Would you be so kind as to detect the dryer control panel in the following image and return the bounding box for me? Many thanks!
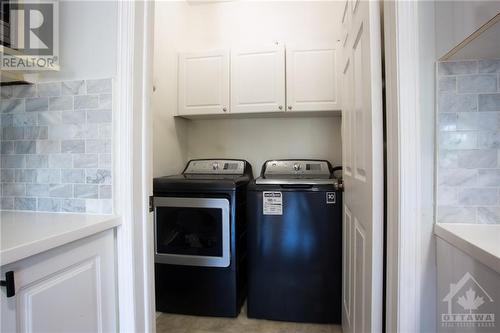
[184,159,246,175]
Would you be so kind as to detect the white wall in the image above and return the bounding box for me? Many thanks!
[39,0,118,81]
[152,1,189,177]
[435,0,500,59]
[153,1,343,177]
[179,1,342,49]
[186,117,342,177]
[449,22,500,60]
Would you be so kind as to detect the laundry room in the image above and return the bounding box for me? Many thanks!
[152,1,345,332]
[152,1,343,178]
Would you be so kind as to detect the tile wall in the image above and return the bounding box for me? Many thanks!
[0,79,113,214]
[437,59,500,224]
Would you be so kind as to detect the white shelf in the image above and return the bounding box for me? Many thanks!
[174,109,341,120]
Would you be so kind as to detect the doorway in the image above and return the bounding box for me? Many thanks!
[122,2,381,331]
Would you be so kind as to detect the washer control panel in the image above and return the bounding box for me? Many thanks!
[263,160,331,179]
[184,159,246,174]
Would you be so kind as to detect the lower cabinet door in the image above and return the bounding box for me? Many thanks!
[1,229,117,333]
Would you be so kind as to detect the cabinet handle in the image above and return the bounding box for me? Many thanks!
[288,106,293,110]
[0,271,15,298]
[278,105,283,110]
[222,107,227,112]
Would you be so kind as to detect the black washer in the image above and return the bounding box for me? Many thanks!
[247,159,342,324]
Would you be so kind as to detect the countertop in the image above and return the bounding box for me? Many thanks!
[0,211,121,266]
[434,223,500,275]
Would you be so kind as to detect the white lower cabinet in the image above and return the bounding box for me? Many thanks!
[436,237,500,333]
[1,229,117,333]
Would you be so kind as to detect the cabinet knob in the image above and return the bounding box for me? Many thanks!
[288,106,293,110]
[222,107,227,112]
[278,105,283,110]
[0,271,15,298]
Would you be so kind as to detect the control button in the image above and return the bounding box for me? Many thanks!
[293,163,301,171]
[212,162,219,170]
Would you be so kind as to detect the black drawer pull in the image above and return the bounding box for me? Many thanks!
[0,271,15,298]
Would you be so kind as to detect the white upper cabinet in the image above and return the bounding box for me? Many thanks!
[286,45,340,112]
[230,44,286,113]
[177,44,340,116]
[178,49,230,115]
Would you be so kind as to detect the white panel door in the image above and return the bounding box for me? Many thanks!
[286,44,340,112]
[340,0,352,66]
[231,44,285,113]
[0,230,117,333]
[178,50,230,115]
[341,1,384,333]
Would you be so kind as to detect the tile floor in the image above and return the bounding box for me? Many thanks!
[156,305,342,333]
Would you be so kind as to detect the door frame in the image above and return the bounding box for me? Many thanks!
[117,1,429,332]
[114,1,155,332]
[384,1,428,332]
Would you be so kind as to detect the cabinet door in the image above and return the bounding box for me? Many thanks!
[286,45,340,112]
[178,50,230,115]
[231,44,285,113]
[0,230,116,333]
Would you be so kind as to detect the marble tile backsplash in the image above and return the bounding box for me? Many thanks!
[437,59,500,224]
[0,79,113,214]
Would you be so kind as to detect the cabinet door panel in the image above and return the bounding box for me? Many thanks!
[286,45,340,112]
[231,45,285,113]
[0,230,116,333]
[178,50,230,115]
[19,258,100,332]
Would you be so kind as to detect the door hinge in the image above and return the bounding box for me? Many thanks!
[149,196,154,213]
